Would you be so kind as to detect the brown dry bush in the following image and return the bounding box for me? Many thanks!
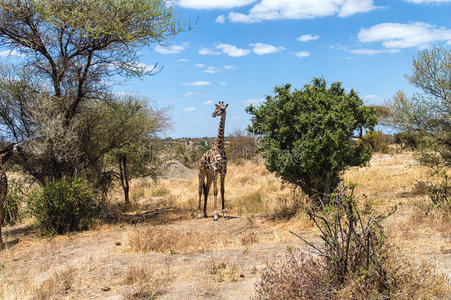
[255,251,334,300]
[256,185,450,300]
[32,266,75,300]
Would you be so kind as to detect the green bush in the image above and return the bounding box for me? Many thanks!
[246,78,377,205]
[2,180,23,226]
[28,177,98,234]
[394,131,424,150]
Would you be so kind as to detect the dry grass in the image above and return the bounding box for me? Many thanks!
[205,259,241,283]
[32,266,76,300]
[126,217,263,255]
[121,259,175,299]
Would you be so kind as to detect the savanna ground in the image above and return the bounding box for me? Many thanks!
[0,152,450,299]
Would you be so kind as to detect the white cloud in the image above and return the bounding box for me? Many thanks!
[204,66,221,73]
[224,65,237,70]
[204,100,213,104]
[338,0,376,17]
[229,0,378,23]
[182,81,211,86]
[358,22,451,49]
[183,107,196,111]
[250,42,284,55]
[216,43,251,57]
[195,63,206,68]
[349,48,400,55]
[155,42,189,54]
[220,82,228,85]
[244,98,264,104]
[297,34,320,42]
[175,0,256,9]
[294,51,311,58]
[0,50,24,57]
[215,15,226,23]
[405,0,451,3]
[199,47,221,55]
[175,58,189,63]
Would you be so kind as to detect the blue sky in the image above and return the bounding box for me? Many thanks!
[2,0,450,137]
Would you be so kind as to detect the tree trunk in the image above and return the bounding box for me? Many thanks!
[322,172,331,206]
[118,155,129,204]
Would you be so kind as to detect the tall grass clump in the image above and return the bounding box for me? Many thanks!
[28,177,98,234]
[256,184,450,299]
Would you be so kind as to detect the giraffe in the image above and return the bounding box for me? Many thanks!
[0,143,15,250]
[198,101,229,221]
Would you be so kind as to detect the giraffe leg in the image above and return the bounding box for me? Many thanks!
[213,175,218,221]
[220,171,227,219]
[198,172,204,219]
[204,179,211,218]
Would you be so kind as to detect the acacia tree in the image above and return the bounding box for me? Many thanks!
[246,78,377,205]
[0,0,185,182]
[104,97,169,204]
[386,46,450,172]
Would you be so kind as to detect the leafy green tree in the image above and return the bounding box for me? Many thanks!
[74,95,168,203]
[108,97,168,204]
[385,46,450,172]
[246,78,377,205]
[0,0,186,182]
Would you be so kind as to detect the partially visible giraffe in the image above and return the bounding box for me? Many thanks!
[198,101,229,221]
[0,143,15,250]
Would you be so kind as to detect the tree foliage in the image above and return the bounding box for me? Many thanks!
[246,78,377,204]
[385,46,450,172]
[104,96,169,203]
[0,0,183,185]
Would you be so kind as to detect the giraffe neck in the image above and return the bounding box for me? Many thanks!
[214,113,226,151]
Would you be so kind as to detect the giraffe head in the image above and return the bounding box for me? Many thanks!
[212,101,228,117]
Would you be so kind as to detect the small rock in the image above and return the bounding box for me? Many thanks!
[240,274,245,278]
[101,287,111,292]
[115,241,121,246]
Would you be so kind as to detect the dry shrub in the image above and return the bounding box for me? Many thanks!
[122,260,174,300]
[122,264,157,299]
[123,265,153,285]
[255,252,334,300]
[257,245,450,300]
[32,266,75,300]
[257,185,450,299]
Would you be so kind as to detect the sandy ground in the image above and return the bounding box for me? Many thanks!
[0,216,307,299]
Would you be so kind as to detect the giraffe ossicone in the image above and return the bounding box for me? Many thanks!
[198,101,228,221]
